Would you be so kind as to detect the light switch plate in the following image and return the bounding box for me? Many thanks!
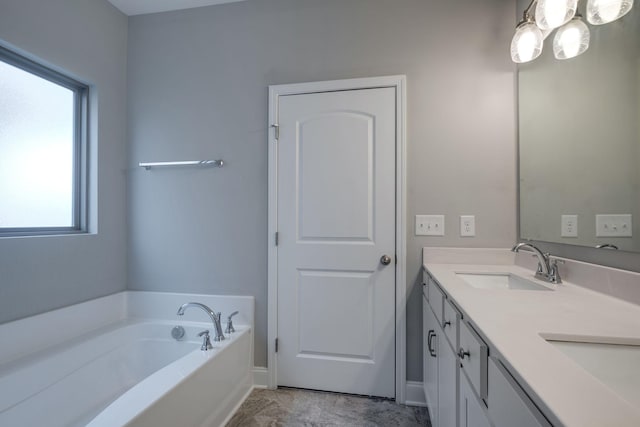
[416,215,445,236]
[460,215,475,237]
[561,215,578,238]
[596,214,632,237]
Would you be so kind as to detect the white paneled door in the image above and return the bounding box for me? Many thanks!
[276,87,396,398]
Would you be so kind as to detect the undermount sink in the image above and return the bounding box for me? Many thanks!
[456,272,552,291]
[546,338,640,407]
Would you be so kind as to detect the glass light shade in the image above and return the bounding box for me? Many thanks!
[586,0,634,24]
[511,22,544,63]
[553,17,591,59]
[535,0,578,30]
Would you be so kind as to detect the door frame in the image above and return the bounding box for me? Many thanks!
[267,75,407,403]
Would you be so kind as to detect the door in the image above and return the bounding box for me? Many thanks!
[276,87,396,398]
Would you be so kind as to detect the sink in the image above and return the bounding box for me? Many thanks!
[456,272,551,291]
[547,339,640,407]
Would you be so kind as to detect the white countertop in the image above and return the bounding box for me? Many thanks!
[423,248,640,427]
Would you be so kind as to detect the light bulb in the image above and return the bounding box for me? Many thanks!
[553,17,591,59]
[536,0,578,30]
[587,0,634,24]
[511,22,544,63]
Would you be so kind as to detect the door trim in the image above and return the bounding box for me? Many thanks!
[267,75,407,403]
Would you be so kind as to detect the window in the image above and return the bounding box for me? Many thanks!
[0,46,88,235]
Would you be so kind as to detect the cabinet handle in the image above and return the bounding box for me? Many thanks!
[458,348,470,360]
[428,330,437,357]
[443,320,451,328]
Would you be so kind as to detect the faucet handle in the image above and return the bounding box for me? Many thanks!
[225,311,239,334]
[548,258,564,284]
[198,330,213,351]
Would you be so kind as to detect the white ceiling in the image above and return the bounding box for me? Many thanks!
[107,0,248,16]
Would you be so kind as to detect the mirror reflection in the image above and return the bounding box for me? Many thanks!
[518,1,640,253]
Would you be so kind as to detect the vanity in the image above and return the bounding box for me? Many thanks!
[422,248,640,427]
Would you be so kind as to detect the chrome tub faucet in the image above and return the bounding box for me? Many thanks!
[177,302,225,342]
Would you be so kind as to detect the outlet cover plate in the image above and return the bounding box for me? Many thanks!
[596,214,632,237]
[460,215,475,237]
[416,215,445,236]
[561,215,578,238]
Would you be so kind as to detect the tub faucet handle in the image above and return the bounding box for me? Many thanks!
[198,330,213,351]
[226,311,239,334]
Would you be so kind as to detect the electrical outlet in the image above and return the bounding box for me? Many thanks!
[561,215,578,238]
[416,215,445,236]
[596,214,632,237]
[460,215,475,237]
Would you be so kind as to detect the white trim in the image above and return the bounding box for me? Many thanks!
[267,75,408,402]
[253,367,269,388]
[405,381,427,407]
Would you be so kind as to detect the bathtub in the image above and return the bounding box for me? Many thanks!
[0,292,254,427]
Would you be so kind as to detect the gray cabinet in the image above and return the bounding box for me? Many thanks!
[423,294,439,426]
[437,330,458,427]
[423,283,457,427]
[460,373,493,427]
[423,268,552,427]
[486,358,551,427]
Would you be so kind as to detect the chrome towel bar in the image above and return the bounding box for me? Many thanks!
[139,160,224,170]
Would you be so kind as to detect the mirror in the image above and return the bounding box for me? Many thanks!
[518,2,640,253]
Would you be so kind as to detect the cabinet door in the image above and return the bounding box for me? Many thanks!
[423,295,439,427]
[487,358,551,427]
[438,333,458,427]
[460,373,492,427]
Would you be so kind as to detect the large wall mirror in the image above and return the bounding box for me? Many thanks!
[518,0,640,253]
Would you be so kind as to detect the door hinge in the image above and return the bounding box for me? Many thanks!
[275,231,279,246]
[275,338,279,353]
[271,123,280,141]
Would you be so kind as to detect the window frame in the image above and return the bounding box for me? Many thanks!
[0,45,89,237]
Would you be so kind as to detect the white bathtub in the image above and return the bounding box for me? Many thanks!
[0,292,254,427]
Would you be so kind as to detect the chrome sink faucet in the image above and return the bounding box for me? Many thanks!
[177,302,225,342]
[511,243,563,284]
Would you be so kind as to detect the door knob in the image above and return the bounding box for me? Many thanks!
[380,255,392,265]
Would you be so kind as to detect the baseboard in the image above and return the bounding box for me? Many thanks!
[404,381,426,407]
[253,366,269,388]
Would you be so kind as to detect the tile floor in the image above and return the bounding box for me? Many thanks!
[226,387,431,427]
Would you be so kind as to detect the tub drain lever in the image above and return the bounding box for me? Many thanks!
[198,330,213,351]
[225,311,239,334]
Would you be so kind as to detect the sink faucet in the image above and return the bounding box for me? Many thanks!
[177,302,225,342]
[511,243,562,284]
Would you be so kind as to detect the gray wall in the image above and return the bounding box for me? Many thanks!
[127,0,517,381]
[0,0,128,323]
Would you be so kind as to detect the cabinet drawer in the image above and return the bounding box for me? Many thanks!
[487,357,551,427]
[428,279,445,324]
[458,321,488,400]
[442,298,460,350]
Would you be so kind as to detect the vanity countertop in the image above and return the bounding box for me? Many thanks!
[423,248,640,427]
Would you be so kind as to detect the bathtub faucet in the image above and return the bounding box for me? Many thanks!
[177,302,225,342]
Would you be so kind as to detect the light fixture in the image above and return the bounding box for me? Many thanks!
[511,12,544,63]
[586,0,634,24]
[553,15,591,59]
[535,0,578,30]
[511,0,633,63]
